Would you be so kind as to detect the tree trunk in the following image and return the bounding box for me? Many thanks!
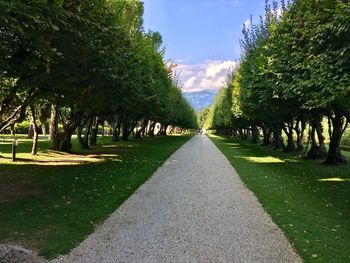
[122,119,130,141]
[58,114,81,152]
[135,119,148,139]
[121,116,137,141]
[29,107,39,155]
[49,104,60,150]
[101,121,105,137]
[147,121,157,137]
[128,120,139,140]
[83,118,93,149]
[307,116,326,159]
[251,126,260,144]
[112,115,121,142]
[40,117,47,135]
[10,123,15,136]
[59,127,76,152]
[238,128,245,140]
[90,117,99,146]
[261,126,271,146]
[156,124,162,136]
[325,111,347,165]
[161,125,168,136]
[315,120,325,152]
[78,118,92,149]
[294,119,305,151]
[77,124,84,147]
[272,126,285,150]
[282,123,296,152]
[0,103,27,133]
[27,123,34,139]
[168,126,175,135]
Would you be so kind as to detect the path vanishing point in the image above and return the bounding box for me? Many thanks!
[52,135,301,263]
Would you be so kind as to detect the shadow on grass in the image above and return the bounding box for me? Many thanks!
[210,134,350,263]
[0,134,193,259]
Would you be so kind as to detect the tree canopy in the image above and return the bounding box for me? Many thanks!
[0,0,197,153]
[203,0,350,165]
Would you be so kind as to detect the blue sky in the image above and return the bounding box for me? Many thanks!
[143,0,266,92]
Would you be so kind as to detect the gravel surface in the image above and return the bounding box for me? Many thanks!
[52,135,301,263]
[0,244,47,263]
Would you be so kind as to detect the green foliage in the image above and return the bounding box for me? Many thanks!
[0,0,196,151]
[205,0,350,163]
[14,120,31,134]
[198,107,210,128]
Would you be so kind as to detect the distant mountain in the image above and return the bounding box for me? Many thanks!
[183,90,217,112]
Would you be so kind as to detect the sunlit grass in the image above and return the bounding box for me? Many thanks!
[319,178,350,182]
[209,134,350,263]
[0,134,193,259]
[238,156,285,163]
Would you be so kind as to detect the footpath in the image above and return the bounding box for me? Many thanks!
[53,135,301,263]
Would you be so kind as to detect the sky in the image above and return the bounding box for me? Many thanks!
[142,0,266,92]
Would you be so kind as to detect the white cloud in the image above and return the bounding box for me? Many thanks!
[276,7,283,18]
[206,60,236,78]
[244,18,251,28]
[184,76,197,88]
[174,60,238,92]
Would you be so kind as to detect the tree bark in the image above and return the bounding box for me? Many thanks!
[78,118,92,149]
[238,128,245,140]
[251,126,260,144]
[0,103,27,133]
[112,115,121,142]
[29,107,39,155]
[325,111,347,165]
[282,123,296,152]
[261,126,271,146]
[307,115,326,159]
[40,117,47,135]
[122,117,130,141]
[101,120,105,136]
[168,126,175,135]
[135,119,149,139]
[272,126,286,151]
[147,121,157,137]
[10,123,15,136]
[77,123,84,147]
[90,116,99,146]
[121,116,138,141]
[58,113,82,152]
[161,125,168,136]
[27,123,34,139]
[49,104,60,150]
[294,119,306,151]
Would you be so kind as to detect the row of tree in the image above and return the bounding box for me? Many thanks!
[202,0,349,165]
[0,0,197,154]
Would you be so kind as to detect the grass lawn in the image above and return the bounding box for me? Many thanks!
[209,134,350,263]
[0,134,193,259]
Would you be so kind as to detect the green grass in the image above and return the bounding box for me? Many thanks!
[0,134,193,259]
[209,134,350,263]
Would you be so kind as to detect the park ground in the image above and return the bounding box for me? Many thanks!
[0,133,350,262]
[0,134,193,259]
[209,134,350,263]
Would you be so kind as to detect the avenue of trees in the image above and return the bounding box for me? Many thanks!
[0,0,197,153]
[202,0,350,165]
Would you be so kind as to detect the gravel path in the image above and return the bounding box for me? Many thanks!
[52,135,301,263]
